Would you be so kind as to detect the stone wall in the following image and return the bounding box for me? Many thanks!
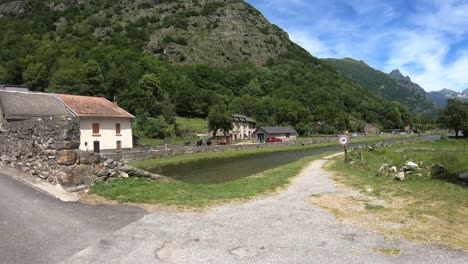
[0,116,127,190]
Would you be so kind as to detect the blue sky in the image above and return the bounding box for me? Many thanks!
[246,0,468,92]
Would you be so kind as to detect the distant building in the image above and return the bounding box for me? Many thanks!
[0,90,134,152]
[363,123,380,135]
[210,114,257,142]
[253,126,298,142]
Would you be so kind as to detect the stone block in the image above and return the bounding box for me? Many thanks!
[78,151,100,165]
[93,164,109,177]
[56,151,78,165]
[58,165,96,187]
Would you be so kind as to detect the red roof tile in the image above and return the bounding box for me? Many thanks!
[56,94,134,118]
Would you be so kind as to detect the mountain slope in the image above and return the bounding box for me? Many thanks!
[0,0,416,133]
[323,58,437,114]
[427,88,468,107]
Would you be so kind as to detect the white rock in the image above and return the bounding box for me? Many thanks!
[388,166,398,173]
[405,161,419,169]
[395,172,405,181]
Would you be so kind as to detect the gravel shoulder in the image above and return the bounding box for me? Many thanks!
[63,154,467,263]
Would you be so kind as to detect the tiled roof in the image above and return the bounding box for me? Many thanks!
[0,84,29,92]
[56,94,134,118]
[232,114,256,123]
[0,91,72,119]
[256,126,298,134]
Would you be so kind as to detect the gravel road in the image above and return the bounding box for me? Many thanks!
[63,154,467,263]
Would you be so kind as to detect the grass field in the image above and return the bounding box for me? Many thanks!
[309,138,468,250]
[137,117,207,146]
[175,116,207,133]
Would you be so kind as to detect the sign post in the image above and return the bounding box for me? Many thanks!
[339,135,349,162]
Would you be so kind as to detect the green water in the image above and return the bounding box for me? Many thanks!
[150,136,439,185]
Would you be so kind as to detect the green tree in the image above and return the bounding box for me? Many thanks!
[439,99,468,137]
[145,116,173,139]
[80,60,105,96]
[22,62,48,91]
[48,58,82,94]
[207,104,233,136]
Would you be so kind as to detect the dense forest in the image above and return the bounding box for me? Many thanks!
[0,0,420,137]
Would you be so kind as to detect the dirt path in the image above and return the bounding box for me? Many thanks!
[63,154,467,263]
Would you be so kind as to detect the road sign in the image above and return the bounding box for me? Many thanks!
[339,135,349,147]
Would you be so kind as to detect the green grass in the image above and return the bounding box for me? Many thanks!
[132,133,424,169]
[91,155,320,207]
[328,138,468,250]
[176,116,207,133]
[373,247,401,256]
[139,135,200,146]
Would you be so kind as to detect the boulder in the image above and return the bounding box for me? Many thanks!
[93,164,109,177]
[388,166,398,173]
[58,165,96,187]
[377,164,388,176]
[56,151,77,165]
[405,161,419,170]
[395,172,405,181]
[430,164,447,177]
[118,171,129,178]
[457,172,468,183]
[78,151,100,165]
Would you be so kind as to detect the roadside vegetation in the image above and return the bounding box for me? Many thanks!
[91,155,320,207]
[310,138,468,250]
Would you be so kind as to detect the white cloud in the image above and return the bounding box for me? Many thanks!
[288,31,335,58]
[247,0,468,92]
[384,30,468,92]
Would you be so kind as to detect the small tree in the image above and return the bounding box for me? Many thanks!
[207,104,233,137]
[439,99,468,137]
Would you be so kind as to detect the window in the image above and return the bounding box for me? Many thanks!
[286,133,290,138]
[116,141,122,150]
[116,123,121,135]
[92,123,100,135]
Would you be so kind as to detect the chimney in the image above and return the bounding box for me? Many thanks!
[112,95,118,107]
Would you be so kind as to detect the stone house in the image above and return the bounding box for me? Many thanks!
[210,114,257,142]
[0,90,134,152]
[231,114,257,141]
[363,123,380,135]
[253,126,298,142]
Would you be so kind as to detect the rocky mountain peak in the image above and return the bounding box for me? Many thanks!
[388,69,411,82]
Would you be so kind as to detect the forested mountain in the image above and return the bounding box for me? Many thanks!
[0,0,416,135]
[323,58,437,116]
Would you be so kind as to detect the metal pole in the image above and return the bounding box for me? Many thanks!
[344,146,348,163]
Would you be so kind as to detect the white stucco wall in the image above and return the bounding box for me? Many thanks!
[79,117,133,151]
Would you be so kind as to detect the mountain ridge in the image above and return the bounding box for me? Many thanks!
[323,58,437,115]
[0,0,420,133]
[427,88,468,107]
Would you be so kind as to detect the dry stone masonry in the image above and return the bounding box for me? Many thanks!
[0,116,167,191]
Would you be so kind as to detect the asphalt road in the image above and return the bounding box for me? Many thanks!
[0,172,146,264]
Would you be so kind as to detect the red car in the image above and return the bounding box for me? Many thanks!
[266,137,282,143]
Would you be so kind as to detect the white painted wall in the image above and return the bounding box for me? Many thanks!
[79,117,133,151]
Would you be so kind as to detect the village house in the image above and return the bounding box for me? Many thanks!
[0,90,134,152]
[231,114,257,141]
[253,126,298,142]
[210,114,257,143]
